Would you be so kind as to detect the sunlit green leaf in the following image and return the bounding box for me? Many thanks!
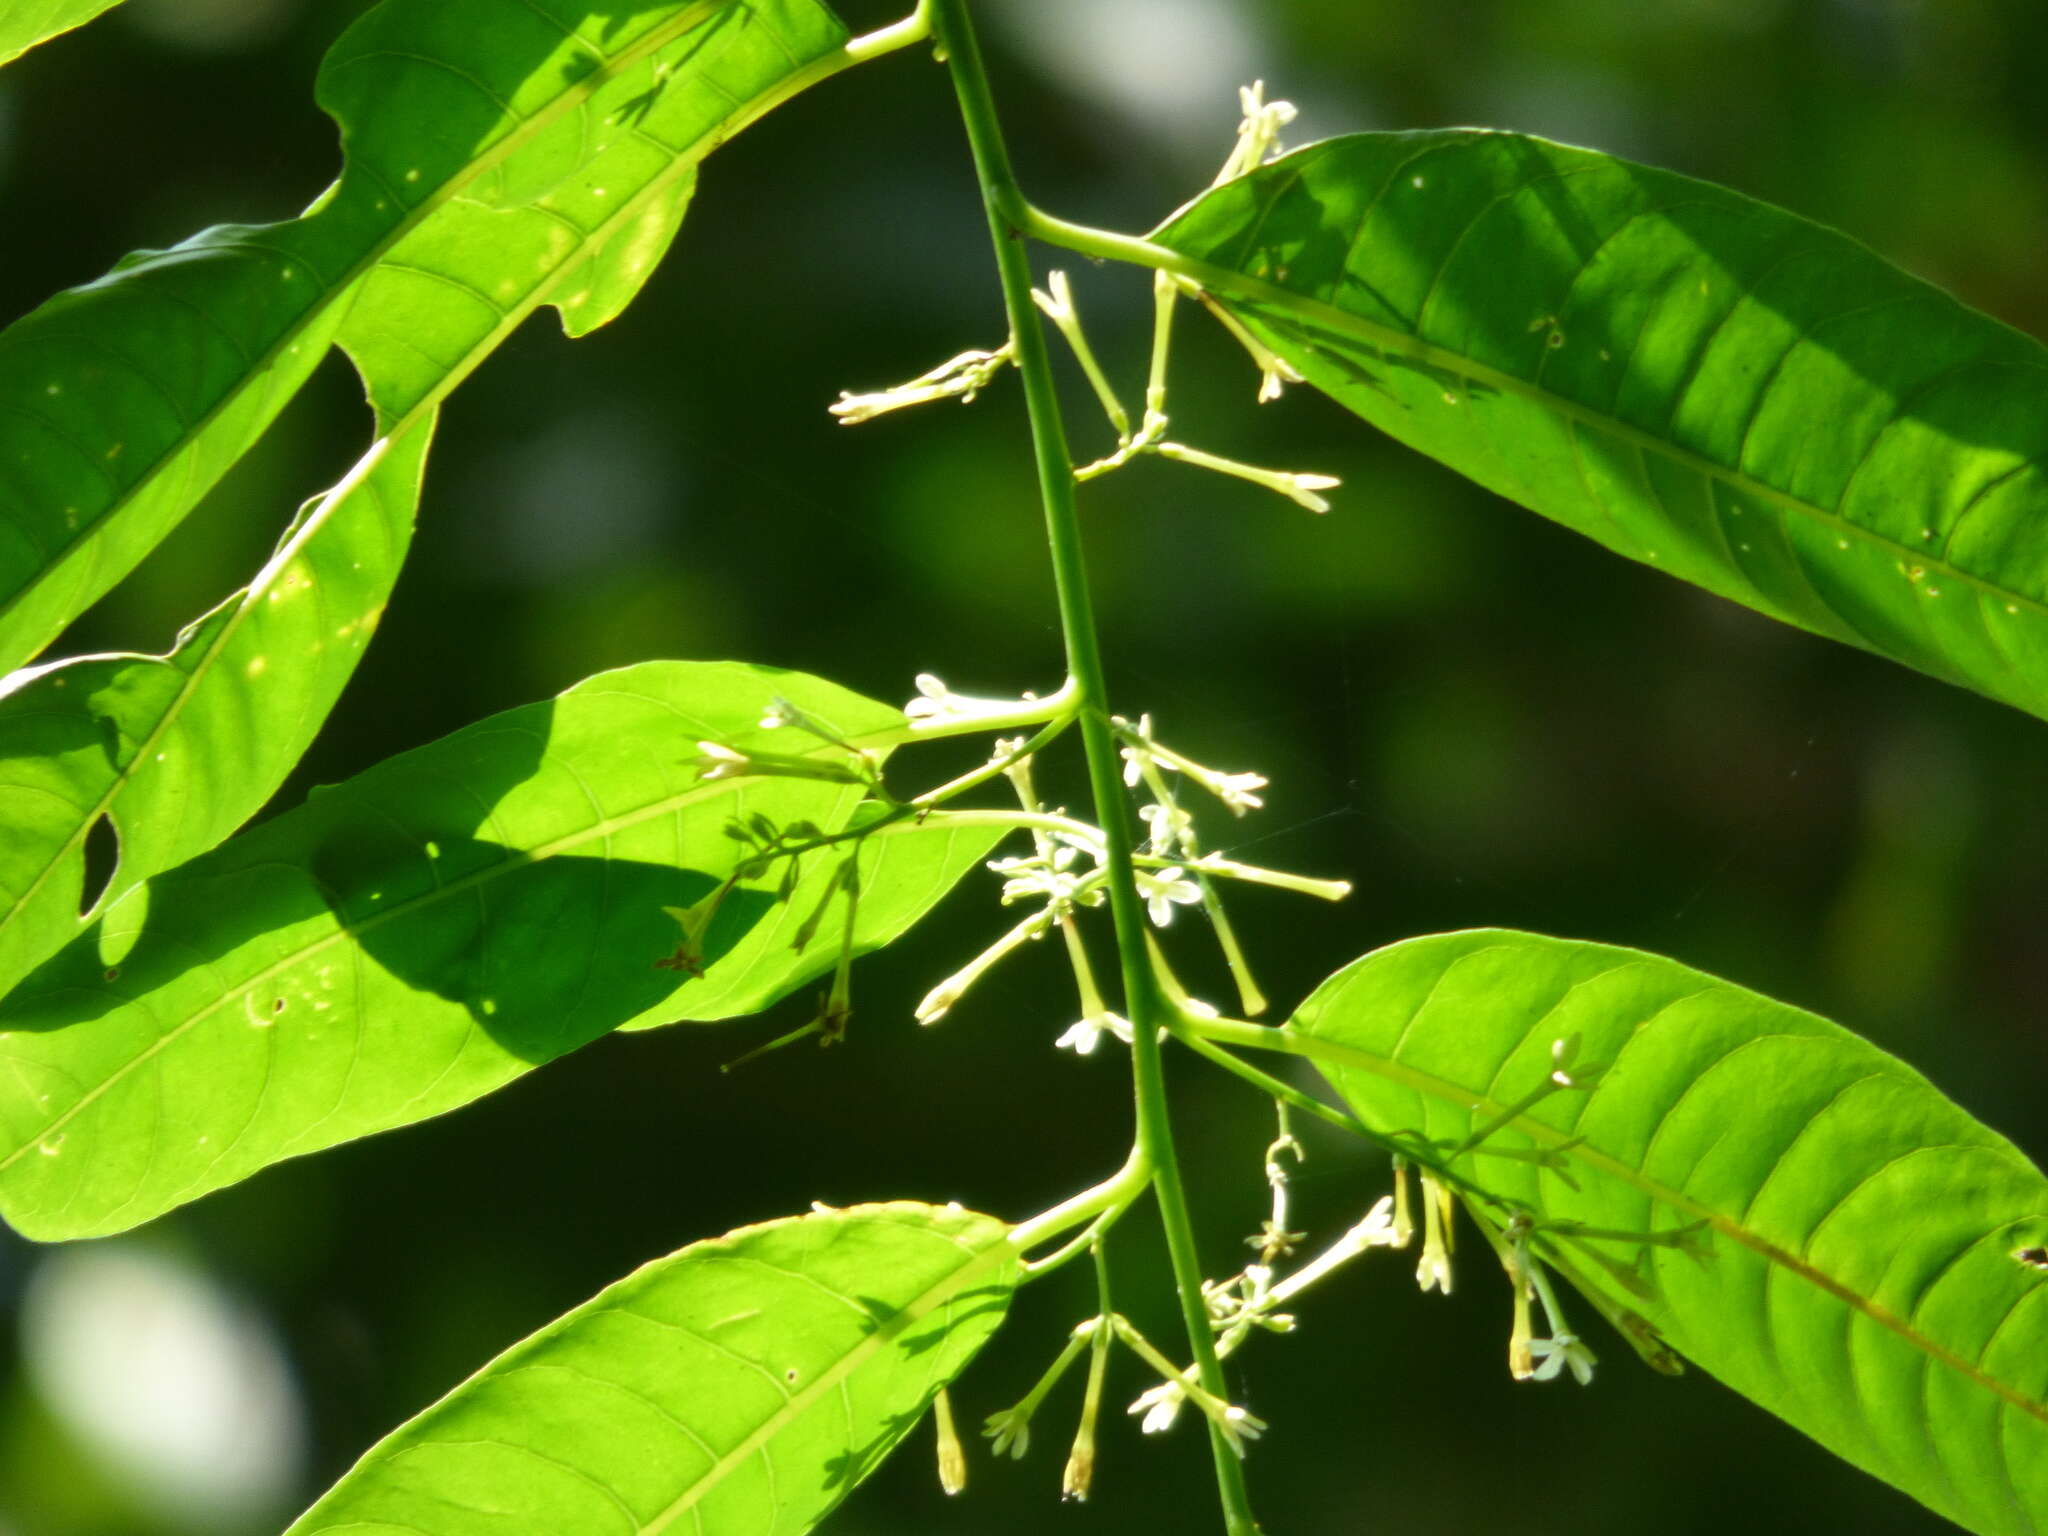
[0,423,431,1001]
[0,662,997,1240]
[0,0,861,1013]
[1156,131,2048,721]
[0,0,127,69]
[0,0,851,676]
[286,1201,1018,1536]
[1284,928,2048,1536]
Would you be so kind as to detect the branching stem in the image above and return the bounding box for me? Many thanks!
[1011,1147,1151,1260]
[931,4,1259,1529]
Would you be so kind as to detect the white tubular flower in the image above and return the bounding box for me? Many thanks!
[1056,1012,1133,1056]
[1137,867,1201,926]
[1195,291,1308,404]
[1052,827,1108,864]
[1416,1173,1454,1295]
[1548,1032,1607,1089]
[1208,770,1269,815]
[693,741,750,780]
[1189,853,1350,902]
[904,672,955,721]
[1129,1382,1184,1435]
[1218,1404,1267,1455]
[758,699,798,730]
[902,671,1053,730]
[1528,1332,1598,1386]
[1256,359,1299,404]
[1061,1441,1094,1503]
[688,740,866,787]
[1139,800,1191,855]
[1278,471,1341,513]
[1349,1194,1401,1250]
[1391,1159,1415,1248]
[1158,440,1342,514]
[831,343,1013,424]
[933,1387,967,1496]
[1214,80,1300,185]
[988,846,1084,907]
[1509,1277,1536,1381]
[1124,719,1271,818]
[1118,714,1157,786]
[1503,1210,1538,1381]
[1031,268,1076,325]
[914,910,1048,1024]
[914,976,968,1027]
[1261,1196,1400,1313]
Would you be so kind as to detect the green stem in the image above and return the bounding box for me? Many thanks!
[1178,1013,1530,1212]
[904,713,1074,807]
[1011,1146,1151,1259]
[846,0,933,63]
[899,807,1103,847]
[1173,1027,1380,1144]
[930,5,1259,1531]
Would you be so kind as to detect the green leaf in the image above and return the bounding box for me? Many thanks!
[0,1,127,69]
[0,662,998,1240]
[285,1201,1018,1536]
[0,421,431,1001]
[1155,131,2048,722]
[1284,928,2048,1536]
[0,0,851,676]
[0,0,860,1006]
[0,0,853,998]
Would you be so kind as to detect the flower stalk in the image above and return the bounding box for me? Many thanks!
[931,2,1259,1527]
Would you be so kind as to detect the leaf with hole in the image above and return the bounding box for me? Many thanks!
[0,0,863,1018]
[0,661,997,1240]
[1155,130,2048,722]
[0,424,430,1003]
[0,0,850,677]
[285,1201,1018,1536]
[1281,928,2048,1536]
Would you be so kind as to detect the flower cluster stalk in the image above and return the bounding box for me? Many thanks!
[930,3,1260,1528]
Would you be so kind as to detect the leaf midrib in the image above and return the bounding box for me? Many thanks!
[1271,1022,2048,1428]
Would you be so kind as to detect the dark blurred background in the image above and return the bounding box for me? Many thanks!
[2,0,2045,1531]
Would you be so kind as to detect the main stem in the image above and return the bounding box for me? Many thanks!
[930,5,1259,1531]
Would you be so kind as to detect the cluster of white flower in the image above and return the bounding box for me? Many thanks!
[1118,713,1268,816]
[987,841,1098,909]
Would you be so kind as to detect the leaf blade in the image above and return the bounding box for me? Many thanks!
[0,0,860,998]
[0,418,431,999]
[284,1202,1018,1536]
[1154,131,2048,721]
[0,662,994,1240]
[0,0,850,675]
[1285,929,2048,1535]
